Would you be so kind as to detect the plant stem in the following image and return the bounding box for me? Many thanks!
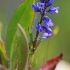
[28,64,32,70]
[32,3,47,53]
[28,55,33,70]
[28,3,47,70]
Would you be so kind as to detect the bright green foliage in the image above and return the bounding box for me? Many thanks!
[6,0,34,58]
[17,24,28,70]
[9,35,17,70]
[0,42,8,67]
[6,0,34,69]
[8,24,29,70]
[0,52,8,68]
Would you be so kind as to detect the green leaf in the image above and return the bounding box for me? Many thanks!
[9,34,17,70]
[6,0,35,58]
[17,24,28,70]
[0,50,8,68]
[6,0,35,69]
[0,23,8,67]
[0,38,8,67]
[0,39,8,61]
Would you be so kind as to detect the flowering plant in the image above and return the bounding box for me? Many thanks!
[32,0,59,54]
[0,0,69,70]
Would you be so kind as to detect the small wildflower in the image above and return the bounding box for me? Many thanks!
[47,0,54,6]
[40,0,48,3]
[32,2,45,12]
[40,26,52,39]
[43,16,54,27]
[40,32,52,38]
[36,23,43,32]
[43,26,52,34]
[32,0,59,39]
[40,0,45,3]
[32,3,41,12]
[47,6,59,14]
[40,0,54,7]
[36,23,53,39]
[37,2,45,11]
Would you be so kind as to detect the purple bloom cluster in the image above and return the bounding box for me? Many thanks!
[32,0,59,39]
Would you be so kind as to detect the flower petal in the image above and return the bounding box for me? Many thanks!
[43,16,54,27]
[41,32,52,38]
[40,0,45,3]
[37,2,45,11]
[47,0,54,6]
[36,23,43,32]
[43,26,53,34]
[32,3,40,12]
[48,6,59,14]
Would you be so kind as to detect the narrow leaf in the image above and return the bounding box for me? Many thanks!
[17,24,28,70]
[0,39,8,61]
[9,35,17,70]
[0,23,8,67]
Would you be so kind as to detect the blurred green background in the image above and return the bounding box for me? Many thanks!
[0,0,70,70]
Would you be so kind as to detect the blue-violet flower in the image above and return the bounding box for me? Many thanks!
[32,3,45,12]
[32,0,59,39]
[32,3,41,12]
[47,6,59,14]
[36,22,53,39]
[37,2,45,11]
[36,22,43,32]
[43,16,54,27]
[40,0,54,7]
[42,26,52,34]
[47,0,54,6]
[41,32,52,38]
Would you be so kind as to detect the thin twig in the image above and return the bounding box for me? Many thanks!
[32,3,47,53]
